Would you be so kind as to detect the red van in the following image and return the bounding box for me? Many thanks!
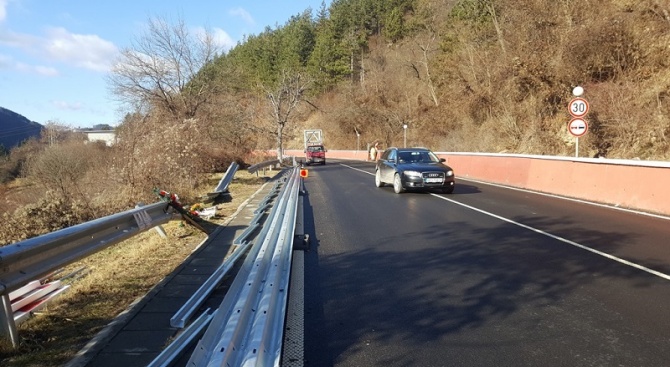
[305,144,326,165]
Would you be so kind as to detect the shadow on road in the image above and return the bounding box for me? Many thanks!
[300,187,670,366]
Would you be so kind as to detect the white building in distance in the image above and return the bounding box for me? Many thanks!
[83,130,117,146]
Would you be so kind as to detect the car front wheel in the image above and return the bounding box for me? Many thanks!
[375,170,384,187]
[393,173,404,194]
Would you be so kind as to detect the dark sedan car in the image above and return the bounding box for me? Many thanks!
[375,147,455,194]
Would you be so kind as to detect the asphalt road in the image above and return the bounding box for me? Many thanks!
[301,159,670,367]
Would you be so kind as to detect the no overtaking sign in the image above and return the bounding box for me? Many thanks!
[568,118,588,137]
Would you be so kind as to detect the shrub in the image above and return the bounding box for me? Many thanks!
[0,192,95,246]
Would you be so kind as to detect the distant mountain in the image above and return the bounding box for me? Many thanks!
[0,107,43,152]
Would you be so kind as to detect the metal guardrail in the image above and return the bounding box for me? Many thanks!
[186,167,301,366]
[248,159,281,174]
[0,201,175,346]
[169,178,284,329]
[147,308,216,367]
[0,202,174,296]
[205,162,239,199]
[247,156,300,174]
[147,173,292,366]
[217,162,239,193]
[0,164,240,347]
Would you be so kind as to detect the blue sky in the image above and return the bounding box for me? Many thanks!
[0,0,328,128]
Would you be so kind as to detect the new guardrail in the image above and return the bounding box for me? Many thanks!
[169,178,284,329]
[186,166,301,366]
[148,171,294,367]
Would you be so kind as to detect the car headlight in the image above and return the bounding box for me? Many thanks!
[446,170,454,176]
[403,170,422,178]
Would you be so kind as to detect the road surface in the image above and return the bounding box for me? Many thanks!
[300,159,670,366]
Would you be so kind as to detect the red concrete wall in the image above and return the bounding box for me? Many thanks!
[283,149,670,216]
[438,153,670,216]
[284,149,370,161]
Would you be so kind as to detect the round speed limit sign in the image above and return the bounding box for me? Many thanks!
[568,98,589,118]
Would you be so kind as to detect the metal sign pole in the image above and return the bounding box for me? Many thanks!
[575,137,579,157]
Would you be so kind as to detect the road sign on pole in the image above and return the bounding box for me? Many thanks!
[568,98,589,118]
[568,118,588,137]
[568,88,589,157]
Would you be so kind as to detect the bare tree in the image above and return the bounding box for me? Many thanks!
[262,70,310,159]
[412,33,440,107]
[108,16,220,119]
[409,0,451,107]
[41,121,80,146]
[486,2,506,55]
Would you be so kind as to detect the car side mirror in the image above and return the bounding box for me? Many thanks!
[439,158,446,162]
[304,149,307,153]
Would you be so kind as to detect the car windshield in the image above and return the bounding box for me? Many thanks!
[307,146,323,152]
[398,151,439,163]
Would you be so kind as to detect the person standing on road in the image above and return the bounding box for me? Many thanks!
[369,141,380,161]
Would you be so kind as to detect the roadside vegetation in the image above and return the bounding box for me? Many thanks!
[1,0,669,364]
[0,170,271,366]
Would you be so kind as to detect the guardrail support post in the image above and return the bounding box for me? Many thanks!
[0,294,19,347]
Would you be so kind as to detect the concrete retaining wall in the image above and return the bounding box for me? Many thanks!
[284,149,670,216]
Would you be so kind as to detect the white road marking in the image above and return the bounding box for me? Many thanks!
[342,163,372,175]
[340,162,670,282]
[430,193,670,281]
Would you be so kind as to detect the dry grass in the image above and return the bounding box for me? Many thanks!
[0,179,40,217]
[0,169,273,367]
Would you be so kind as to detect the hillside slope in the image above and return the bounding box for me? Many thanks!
[303,0,670,160]
[0,107,42,151]
[219,0,670,160]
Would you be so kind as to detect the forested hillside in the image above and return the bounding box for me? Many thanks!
[199,0,670,160]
